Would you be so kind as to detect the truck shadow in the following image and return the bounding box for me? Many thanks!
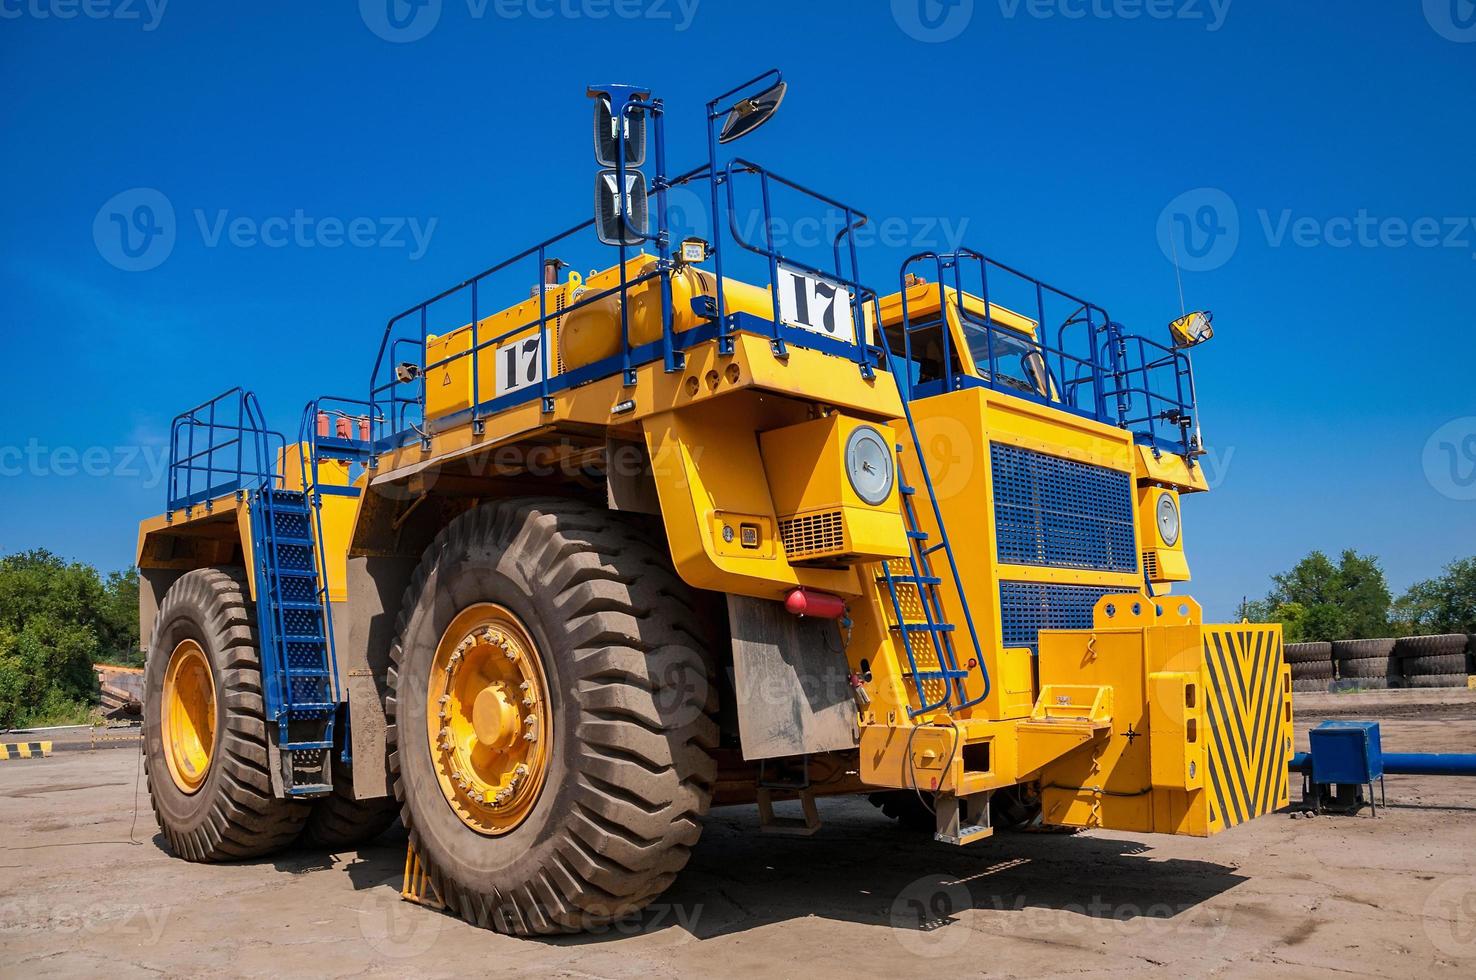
[547,796,1246,945]
[320,798,1247,945]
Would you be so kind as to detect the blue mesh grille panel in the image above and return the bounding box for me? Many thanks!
[991,443,1137,573]
[999,581,1121,652]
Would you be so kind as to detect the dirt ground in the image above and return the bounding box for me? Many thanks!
[4,692,1476,978]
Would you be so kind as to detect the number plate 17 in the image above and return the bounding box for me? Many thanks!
[494,334,545,398]
[775,265,856,345]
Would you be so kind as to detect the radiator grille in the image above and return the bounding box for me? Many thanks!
[780,510,845,560]
[999,581,1121,652]
[1142,550,1160,579]
[991,443,1136,573]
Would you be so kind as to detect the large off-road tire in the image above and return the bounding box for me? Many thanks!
[1286,642,1334,681]
[144,567,310,860]
[386,498,718,934]
[1332,638,1397,686]
[298,743,401,850]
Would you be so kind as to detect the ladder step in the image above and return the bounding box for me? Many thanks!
[282,633,326,644]
[882,574,942,586]
[284,740,334,750]
[895,622,955,633]
[286,668,330,677]
[286,784,332,797]
[277,600,323,611]
[906,530,930,541]
[269,536,314,548]
[900,484,917,495]
[285,703,336,713]
[924,542,948,555]
[907,669,971,681]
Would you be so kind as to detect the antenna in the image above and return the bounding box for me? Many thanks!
[1169,226,1188,319]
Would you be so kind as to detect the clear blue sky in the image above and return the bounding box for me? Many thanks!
[2,1,1473,619]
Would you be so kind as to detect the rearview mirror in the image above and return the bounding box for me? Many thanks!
[1169,310,1215,349]
[718,80,787,144]
[592,95,647,168]
[594,168,648,246]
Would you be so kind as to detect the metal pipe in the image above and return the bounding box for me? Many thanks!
[1290,752,1476,777]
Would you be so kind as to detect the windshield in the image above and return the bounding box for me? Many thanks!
[959,314,1051,398]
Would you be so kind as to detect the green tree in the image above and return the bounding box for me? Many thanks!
[1256,549,1393,642]
[0,550,139,728]
[1393,558,1476,635]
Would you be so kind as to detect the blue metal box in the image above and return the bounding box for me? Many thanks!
[1308,720,1384,785]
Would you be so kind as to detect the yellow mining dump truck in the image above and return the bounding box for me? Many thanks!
[136,72,1291,933]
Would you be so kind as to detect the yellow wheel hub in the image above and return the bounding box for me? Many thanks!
[427,604,552,835]
[162,639,217,794]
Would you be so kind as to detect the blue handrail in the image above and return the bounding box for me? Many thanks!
[892,249,1199,458]
[365,158,882,458]
[167,388,286,513]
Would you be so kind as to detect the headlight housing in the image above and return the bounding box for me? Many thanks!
[1156,492,1181,547]
[844,425,894,506]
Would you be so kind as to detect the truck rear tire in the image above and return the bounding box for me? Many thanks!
[144,567,310,861]
[386,499,718,934]
[298,743,401,850]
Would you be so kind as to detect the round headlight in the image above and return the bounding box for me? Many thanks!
[845,426,894,506]
[1156,492,1180,547]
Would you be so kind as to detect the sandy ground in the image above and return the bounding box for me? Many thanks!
[3,693,1476,978]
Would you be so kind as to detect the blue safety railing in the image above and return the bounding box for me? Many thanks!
[892,249,1200,458]
[366,159,884,455]
[167,388,285,514]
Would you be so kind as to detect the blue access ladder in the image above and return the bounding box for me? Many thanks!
[167,388,341,797]
[250,485,337,796]
[877,319,991,718]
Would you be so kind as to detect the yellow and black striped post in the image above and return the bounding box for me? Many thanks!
[0,741,53,760]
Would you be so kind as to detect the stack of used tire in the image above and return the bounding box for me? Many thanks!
[1286,641,1334,693]
[1391,634,1471,688]
[1331,637,1398,689]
